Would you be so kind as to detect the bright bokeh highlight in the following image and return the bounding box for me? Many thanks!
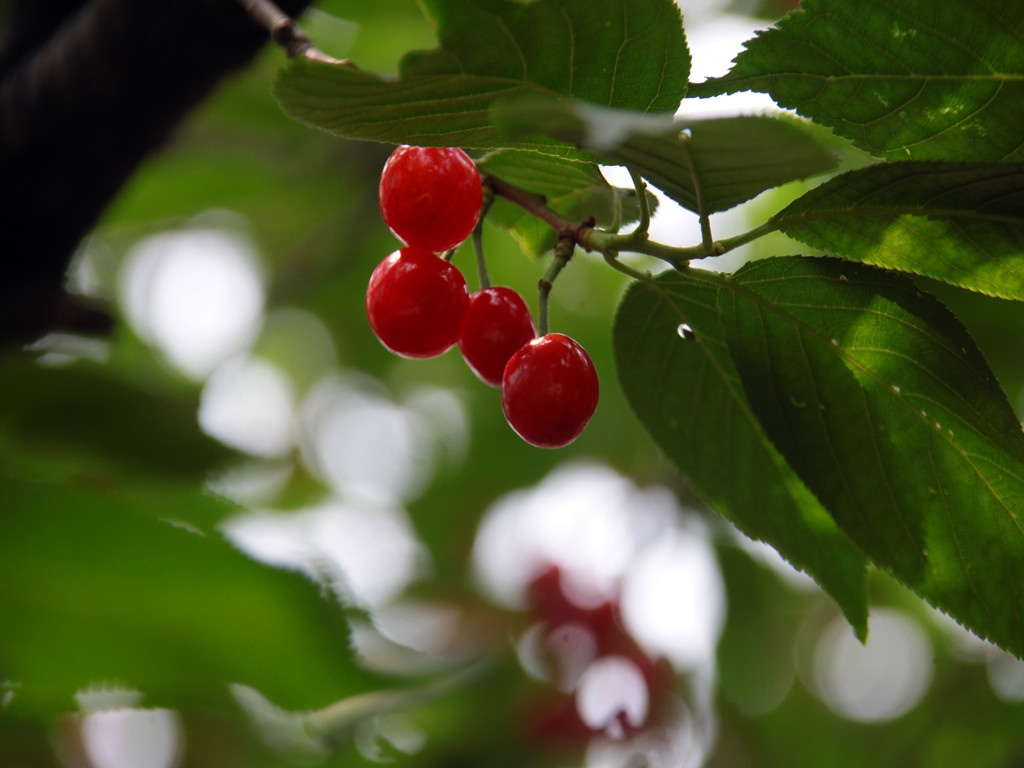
[198,355,296,457]
[80,708,183,768]
[119,221,264,380]
[813,608,933,722]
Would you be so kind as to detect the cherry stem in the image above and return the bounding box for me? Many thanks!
[236,0,350,65]
[472,184,495,290]
[538,238,574,337]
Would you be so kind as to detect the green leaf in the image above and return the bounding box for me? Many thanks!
[0,359,232,488]
[493,98,837,213]
[689,0,1024,162]
[614,272,868,634]
[0,477,379,714]
[273,0,689,149]
[476,150,656,257]
[719,255,1024,656]
[770,162,1024,301]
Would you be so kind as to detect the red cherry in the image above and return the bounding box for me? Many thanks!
[459,286,537,387]
[365,246,469,358]
[379,145,482,253]
[501,333,598,448]
[527,566,619,640]
[525,693,593,745]
[523,566,675,741]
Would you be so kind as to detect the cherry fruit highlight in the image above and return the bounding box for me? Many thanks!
[501,333,599,448]
[366,246,470,358]
[379,145,483,253]
[459,286,537,387]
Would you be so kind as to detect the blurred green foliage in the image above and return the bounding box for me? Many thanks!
[6,1,1024,767]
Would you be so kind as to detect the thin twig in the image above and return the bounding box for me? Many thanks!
[237,0,349,65]
[627,167,651,238]
[484,170,776,277]
[305,657,493,740]
[484,175,572,235]
[602,251,649,282]
[582,227,699,271]
[714,221,778,254]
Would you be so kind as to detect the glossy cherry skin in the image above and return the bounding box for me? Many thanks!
[365,246,470,358]
[459,286,537,387]
[501,333,598,448]
[379,145,482,253]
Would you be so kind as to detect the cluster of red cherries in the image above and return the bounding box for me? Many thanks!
[524,565,673,743]
[367,145,599,448]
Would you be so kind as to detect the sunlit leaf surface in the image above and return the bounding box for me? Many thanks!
[274,0,689,149]
[720,256,1024,656]
[614,271,868,634]
[690,0,1024,162]
[772,162,1024,301]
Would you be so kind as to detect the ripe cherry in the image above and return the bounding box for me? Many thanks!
[501,333,598,448]
[365,246,470,358]
[459,286,537,387]
[379,145,482,253]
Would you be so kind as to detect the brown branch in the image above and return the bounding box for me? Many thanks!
[0,1,90,77]
[483,174,597,250]
[485,174,598,256]
[484,175,572,234]
[237,0,349,65]
[0,0,315,347]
